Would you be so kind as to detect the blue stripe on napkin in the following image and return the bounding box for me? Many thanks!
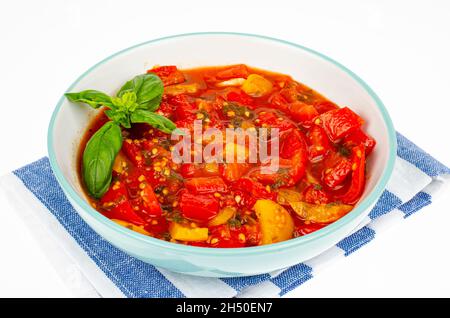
[368,191,402,219]
[336,226,376,256]
[396,132,450,177]
[13,158,183,298]
[398,191,432,217]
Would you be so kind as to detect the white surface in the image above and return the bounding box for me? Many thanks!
[0,0,449,297]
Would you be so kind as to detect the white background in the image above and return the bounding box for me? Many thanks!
[0,0,449,297]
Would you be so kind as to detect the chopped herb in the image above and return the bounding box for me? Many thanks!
[158,139,171,150]
[169,171,184,181]
[231,117,244,127]
[313,184,322,190]
[223,102,254,119]
[338,145,351,157]
[228,218,242,229]
[142,149,153,165]
[154,185,165,194]
[168,210,183,223]
[162,232,171,241]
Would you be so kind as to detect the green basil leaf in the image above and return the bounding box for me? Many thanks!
[130,109,176,134]
[82,121,123,198]
[117,73,163,111]
[65,90,113,109]
[104,109,131,128]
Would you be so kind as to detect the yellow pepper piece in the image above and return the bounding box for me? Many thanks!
[289,202,353,223]
[254,199,294,245]
[112,219,150,236]
[277,189,303,205]
[208,207,236,227]
[241,74,273,97]
[164,83,201,95]
[112,152,128,174]
[169,222,208,242]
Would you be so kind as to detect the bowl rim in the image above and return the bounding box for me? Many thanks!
[48,32,397,255]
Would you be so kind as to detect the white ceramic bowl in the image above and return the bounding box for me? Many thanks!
[48,33,396,277]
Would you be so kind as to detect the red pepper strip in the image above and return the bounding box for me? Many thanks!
[318,107,364,142]
[219,163,250,183]
[179,192,219,222]
[139,182,162,217]
[307,125,332,162]
[268,92,290,113]
[184,177,228,194]
[335,144,366,204]
[216,64,249,80]
[147,65,185,86]
[343,129,376,156]
[170,94,197,121]
[226,91,255,108]
[100,181,145,226]
[323,157,352,189]
[122,140,144,168]
[303,184,329,204]
[313,100,338,114]
[251,129,307,187]
[288,101,319,127]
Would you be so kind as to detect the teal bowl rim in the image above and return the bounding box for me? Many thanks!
[48,32,397,256]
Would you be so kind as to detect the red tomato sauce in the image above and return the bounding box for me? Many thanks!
[78,64,376,248]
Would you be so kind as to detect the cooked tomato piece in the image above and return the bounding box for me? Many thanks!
[147,65,185,86]
[289,101,319,127]
[343,128,376,156]
[303,184,329,204]
[318,107,364,142]
[179,192,219,222]
[184,177,228,194]
[220,163,250,183]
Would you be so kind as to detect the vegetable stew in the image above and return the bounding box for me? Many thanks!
[68,64,376,248]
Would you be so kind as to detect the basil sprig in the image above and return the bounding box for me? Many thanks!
[82,121,123,198]
[65,73,177,198]
[130,109,176,134]
[117,73,163,111]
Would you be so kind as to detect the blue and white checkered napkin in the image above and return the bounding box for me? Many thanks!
[2,132,449,297]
